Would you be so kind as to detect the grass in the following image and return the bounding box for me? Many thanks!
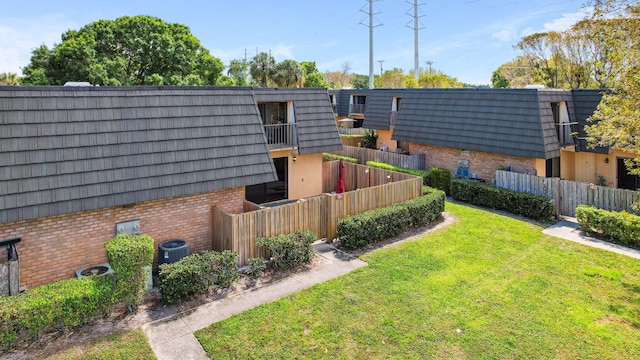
[43,329,155,360]
[195,202,640,359]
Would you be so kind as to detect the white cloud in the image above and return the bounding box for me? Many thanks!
[0,14,77,74]
[491,25,517,43]
[542,8,591,32]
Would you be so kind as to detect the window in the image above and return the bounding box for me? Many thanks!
[258,102,288,125]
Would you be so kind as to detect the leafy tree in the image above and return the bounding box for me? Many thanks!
[0,73,20,85]
[273,59,304,87]
[301,61,328,88]
[250,52,276,87]
[21,16,224,86]
[227,59,249,86]
[491,67,509,88]
[351,74,369,89]
[324,71,353,89]
[418,71,463,88]
[374,67,405,88]
[586,0,640,173]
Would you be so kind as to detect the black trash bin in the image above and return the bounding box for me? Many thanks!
[158,239,189,265]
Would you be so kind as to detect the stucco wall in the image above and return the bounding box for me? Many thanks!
[376,129,398,152]
[270,149,324,200]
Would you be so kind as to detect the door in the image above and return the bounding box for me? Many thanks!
[617,158,638,190]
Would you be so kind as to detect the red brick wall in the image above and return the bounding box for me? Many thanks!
[410,143,539,181]
[0,187,244,290]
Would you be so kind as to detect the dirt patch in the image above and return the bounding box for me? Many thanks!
[595,315,637,328]
[3,214,457,359]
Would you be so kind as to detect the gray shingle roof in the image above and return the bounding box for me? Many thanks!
[571,89,607,153]
[254,88,342,154]
[390,88,561,159]
[330,89,372,117]
[363,89,404,130]
[0,86,277,224]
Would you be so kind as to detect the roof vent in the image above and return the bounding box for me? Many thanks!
[524,84,545,89]
[64,82,93,87]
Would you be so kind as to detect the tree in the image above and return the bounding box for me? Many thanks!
[418,71,463,88]
[491,67,509,88]
[227,59,249,86]
[0,73,20,85]
[272,59,304,87]
[324,71,353,89]
[586,0,640,173]
[300,61,328,88]
[249,52,276,87]
[374,68,405,88]
[20,16,224,86]
[351,74,369,89]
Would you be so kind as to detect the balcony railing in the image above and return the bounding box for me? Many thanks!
[263,123,297,149]
[349,104,365,114]
[331,104,337,114]
[390,111,398,127]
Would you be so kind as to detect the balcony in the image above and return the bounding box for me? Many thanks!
[264,123,298,149]
[349,104,365,115]
[331,103,337,114]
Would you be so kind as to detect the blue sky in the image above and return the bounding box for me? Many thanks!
[0,0,590,85]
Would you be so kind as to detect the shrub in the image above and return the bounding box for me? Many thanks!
[246,257,267,278]
[576,205,640,248]
[158,250,238,304]
[322,153,359,163]
[360,129,378,149]
[430,167,452,195]
[256,230,317,269]
[451,179,554,221]
[0,276,113,348]
[105,234,154,312]
[366,161,431,186]
[337,191,445,249]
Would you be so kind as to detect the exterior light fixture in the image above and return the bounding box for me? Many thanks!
[293,156,297,162]
[605,157,609,164]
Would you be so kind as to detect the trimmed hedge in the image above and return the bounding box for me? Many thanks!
[576,205,640,248]
[429,167,452,195]
[322,153,360,163]
[0,276,113,348]
[366,161,431,186]
[106,234,154,312]
[451,179,554,221]
[257,230,317,269]
[337,190,445,249]
[158,250,238,304]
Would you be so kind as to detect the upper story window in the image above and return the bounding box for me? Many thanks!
[349,95,366,114]
[552,101,574,146]
[257,102,295,125]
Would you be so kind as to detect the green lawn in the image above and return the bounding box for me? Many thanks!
[195,202,640,359]
[43,329,155,360]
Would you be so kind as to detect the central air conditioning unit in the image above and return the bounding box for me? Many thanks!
[75,263,114,278]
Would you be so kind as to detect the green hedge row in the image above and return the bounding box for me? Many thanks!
[451,179,554,221]
[429,167,452,195]
[257,230,317,269]
[322,153,360,163]
[576,205,640,248]
[158,250,238,304]
[337,191,445,249]
[0,276,113,348]
[366,161,431,186]
[0,234,154,349]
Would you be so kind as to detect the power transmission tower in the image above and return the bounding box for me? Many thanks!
[426,60,433,76]
[377,60,385,76]
[406,0,425,80]
[360,0,382,89]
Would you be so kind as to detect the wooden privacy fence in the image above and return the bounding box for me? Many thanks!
[212,161,423,265]
[495,170,640,217]
[332,145,426,170]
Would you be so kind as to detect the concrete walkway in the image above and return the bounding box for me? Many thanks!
[142,242,367,360]
[543,217,640,259]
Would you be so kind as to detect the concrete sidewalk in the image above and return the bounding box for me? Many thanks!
[543,217,640,260]
[142,242,367,360]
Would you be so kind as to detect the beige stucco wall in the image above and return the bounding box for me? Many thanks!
[560,147,637,187]
[270,149,323,200]
[376,129,398,152]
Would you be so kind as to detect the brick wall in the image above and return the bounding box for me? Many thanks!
[410,143,538,181]
[0,187,244,290]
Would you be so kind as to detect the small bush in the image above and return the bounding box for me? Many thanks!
[366,161,431,186]
[322,153,360,163]
[451,179,554,221]
[105,234,154,312]
[337,190,445,249]
[158,250,238,304]
[576,205,640,248]
[256,230,317,269]
[0,276,113,348]
[430,167,452,195]
[360,129,378,149]
[246,258,267,278]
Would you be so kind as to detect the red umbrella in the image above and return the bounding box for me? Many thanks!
[336,159,345,194]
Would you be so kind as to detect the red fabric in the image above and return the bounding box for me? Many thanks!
[336,160,345,194]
